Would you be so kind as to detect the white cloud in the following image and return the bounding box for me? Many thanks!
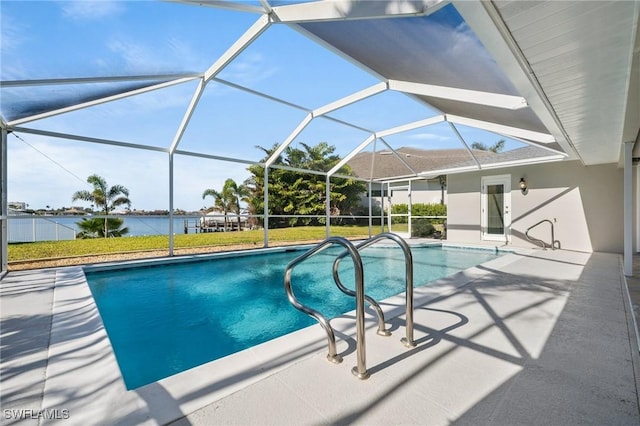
[8,134,171,210]
[222,52,279,86]
[104,35,208,77]
[0,14,26,52]
[7,132,255,212]
[0,13,30,80]
[167,37,207,71]
[107,38,162,72]
[60,1,124,21]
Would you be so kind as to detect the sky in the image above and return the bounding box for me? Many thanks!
[2,0,527,212]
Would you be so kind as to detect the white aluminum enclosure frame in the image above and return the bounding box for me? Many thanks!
[1,128,7,275]
[624,140,634,276]
[0,0,636,276]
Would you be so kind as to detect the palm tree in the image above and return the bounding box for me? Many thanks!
[76,217,129,238]
[471,139,506,153]
[202,179,249,231]
[72,174,131,238]
[224,179,250,230]
[202,185,234,230]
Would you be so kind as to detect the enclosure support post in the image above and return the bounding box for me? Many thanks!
[1,128,7,274]
[368,181,372,238]
[168,153,175,256]
[380,182,386,233]
[325,175,331,238]
[264,166,269,248]
[408,180,412,238]
[387,182,392,232]
[624,140,633,276]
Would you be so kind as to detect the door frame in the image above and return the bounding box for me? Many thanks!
[481,174,511,243]
[386,181,411,238]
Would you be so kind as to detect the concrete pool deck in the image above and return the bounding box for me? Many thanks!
[1,246,639,425]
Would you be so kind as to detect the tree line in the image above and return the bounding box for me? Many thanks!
[71,140,506,238]
[72,142,366,238]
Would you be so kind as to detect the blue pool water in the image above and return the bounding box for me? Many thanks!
[85,245,502,389]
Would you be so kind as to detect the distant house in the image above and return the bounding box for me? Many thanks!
[8,201,29,216]
[62,207,87,215]
[8,201,27,211]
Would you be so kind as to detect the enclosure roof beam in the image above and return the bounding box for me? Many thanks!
[502,135,569,157]
[312,82,388,117]
[419,155,567,178]
[446,114,556,144]
[213,77,310,112]
[12,126,169,153]
[173,149,257,165]
[377,175,434,184]
[203,15,272,82]
[0,73,203,88]
[321,115,373,134]
[169,79,206,155]
[7,77,199,127]
[270,163,328,176]
[265,113,314,168]
[265,82,388,170]
[371,174,423,183]
[448,122,481,169]
[327,115,446,177]
[170,15,271,154]
[389,80,528,110]
[259,0,273,14]
[327,134,376,176]
[379,137,418,176]
[271,0,447,23]
[332,173,370,183]
[376,115,445,138]
[418,165,478,178]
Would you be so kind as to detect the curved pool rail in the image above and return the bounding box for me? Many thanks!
[334,232,415,347]
[525,219,556,250]
[332,255,392,338]
[284,236,370,379]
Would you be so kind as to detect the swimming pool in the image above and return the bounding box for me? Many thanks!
[85,244,502,389]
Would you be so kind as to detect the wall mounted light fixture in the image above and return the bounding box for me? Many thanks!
[519,178,527,194]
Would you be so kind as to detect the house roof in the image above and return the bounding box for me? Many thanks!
[347,145,553,180]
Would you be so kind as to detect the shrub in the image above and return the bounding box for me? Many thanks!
[412,219,436,238]
[390,203,447,224]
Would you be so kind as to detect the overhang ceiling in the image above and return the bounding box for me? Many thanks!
[292,0,639,166]
[486,0,639,165]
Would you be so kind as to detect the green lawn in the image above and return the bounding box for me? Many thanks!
[8,226,375,262]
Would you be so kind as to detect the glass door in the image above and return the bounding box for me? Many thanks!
[481,175,511,242]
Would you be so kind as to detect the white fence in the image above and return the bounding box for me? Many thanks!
[8,216,77,242]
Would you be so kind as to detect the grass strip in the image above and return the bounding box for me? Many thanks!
[8,226,373,262]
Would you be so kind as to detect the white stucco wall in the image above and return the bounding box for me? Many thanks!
[447,161,624,253]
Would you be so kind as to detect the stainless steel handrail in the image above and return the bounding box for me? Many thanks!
[333,232,416,348]
[525,219,555,250]
[332,260,392,338]
[284,236,370,379]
